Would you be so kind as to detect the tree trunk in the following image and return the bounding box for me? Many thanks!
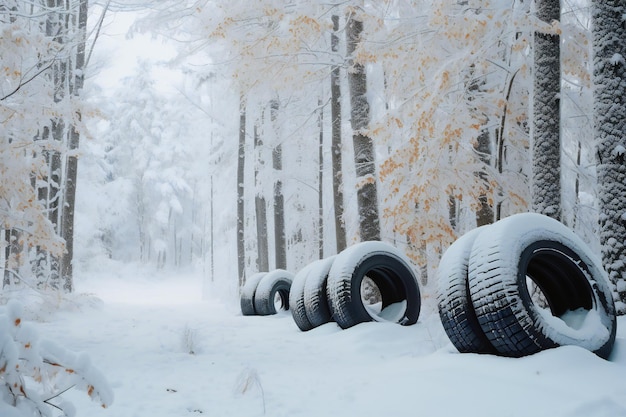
[331,14,347,253]
[592,1,626,314]
[254,121,269,272]
[465,64,494,227]
[60,0,88,292]
[3,229,20,288]
[346,7,380,242]
[271,99,287,270]
[317,97,325,259]
[532,0,562,221]
[475,129,494,226]
[43,0,66,289]
[237,95,246,288]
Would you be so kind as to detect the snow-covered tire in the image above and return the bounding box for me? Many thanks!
[240,272,266,316]
[254,269,294,316]
[327,241,421,329]
[303,256,336,328]
[290,264,315,331]
[468,213,617,359]
[437,226,497,354]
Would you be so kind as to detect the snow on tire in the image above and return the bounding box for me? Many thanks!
[254,269,294,316]
[468,213,617,359]
[290,263,316,331]
[327,241,421,329]
[240,272,267,316]
[303,256,336,329]
[437,226,497,354]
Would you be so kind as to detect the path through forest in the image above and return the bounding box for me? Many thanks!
[33,268,626,417]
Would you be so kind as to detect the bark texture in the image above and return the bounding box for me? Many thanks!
[346,8,380,242]
[532,0,562,221]
[331,14,347,252]
[592,1,626,313]
[237,95,246,288]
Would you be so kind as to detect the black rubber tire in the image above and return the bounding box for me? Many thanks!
[240,272,266,316]
[437,226,497,354]
[327,241,421,329]
[290,263,315,331]
[303,256,336,328]
[254,269,294,316]
[468,213,617,359]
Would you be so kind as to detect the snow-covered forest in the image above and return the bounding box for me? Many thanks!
[3,0,623,308]
[2,0,626,415]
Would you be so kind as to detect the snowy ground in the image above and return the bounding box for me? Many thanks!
[31,267,626,417]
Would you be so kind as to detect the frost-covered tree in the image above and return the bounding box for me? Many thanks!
[346,3,380,242]
[1,1,92,293]
[330,13,347,253]
[270,99,287,269]
[532,0,562,220]
[375,0,532,270]
[89,62,212,270]
[253,115,270,273]
[592,0,626,314]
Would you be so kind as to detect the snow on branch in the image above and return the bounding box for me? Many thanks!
[610,53,625,66]
[0,301,113,416]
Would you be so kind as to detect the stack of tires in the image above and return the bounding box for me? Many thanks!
[239,241,423,331]
[437,213,617,358]
[240,270,294,316]
[290,241,422,331]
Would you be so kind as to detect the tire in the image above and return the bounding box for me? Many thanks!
[240,272,266,316]
[468,213,617,359]
[290,263,315,331]
[327,241,421,329]
[303,256,336,328]
[254,269,294,316]
[437,226,497,354]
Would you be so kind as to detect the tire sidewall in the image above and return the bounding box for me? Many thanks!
[240,272,267,316]
[303,256,336,327]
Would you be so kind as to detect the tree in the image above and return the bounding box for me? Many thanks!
[532,0,562,220]
[1,1,92,293]
[346,4,380,242]
[375,0,532,271]
[317,97,325,258]
[253,118,269,272]
[237,95,247,287]
[270,99,287,269]
[331,13,347,252]
[592,0,626,314]
[60,0,89,291]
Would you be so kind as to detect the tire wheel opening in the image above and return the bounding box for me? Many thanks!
[522,240,594,324]
[274,289,289,312]
[359,269,407,323]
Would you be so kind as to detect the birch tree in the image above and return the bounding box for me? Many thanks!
[592,0,626,314]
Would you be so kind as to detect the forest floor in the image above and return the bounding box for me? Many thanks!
[29,265,626,417]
